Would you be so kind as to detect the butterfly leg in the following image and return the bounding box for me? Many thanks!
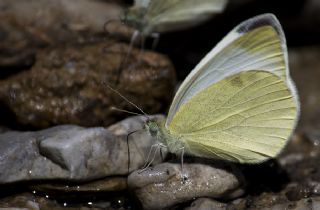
[150,32,160,50]
[126,129,141,174]
[116,30,140,83]
[139,143,160,173]
[139,143,167,173]
[176,146,188,183]
[134,33,146,68]
[141,143,159,170]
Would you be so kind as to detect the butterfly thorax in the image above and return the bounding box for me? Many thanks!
[145,118,188,155]
[123,7,150,35]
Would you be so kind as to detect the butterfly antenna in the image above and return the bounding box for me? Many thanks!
[104,83,149,119]
[111,106,144,116]
[151,32,160,50]
[127,130,140,174]
[136,32,146,62]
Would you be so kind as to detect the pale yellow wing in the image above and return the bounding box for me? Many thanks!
[144,0,227,33]
[166,14,298,126]
[168,70,298,163]
[134,0,150,8]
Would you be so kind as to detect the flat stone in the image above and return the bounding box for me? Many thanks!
[30,177,127,194]
[128,162,244,210]
[185,198,227,210]
[0,115,166,184]
[0,125,114,183]
[0,192,101,210]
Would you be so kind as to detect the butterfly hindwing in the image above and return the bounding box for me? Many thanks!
[168,70,297,163]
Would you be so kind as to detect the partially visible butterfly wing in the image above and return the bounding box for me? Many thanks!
[166,14,298,126]
[144,0,227,33]
[168,70,298,163]
[134,0,150,8]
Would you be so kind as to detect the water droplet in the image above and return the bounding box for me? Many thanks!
[45,195,49,198]
[32,190,36,194]
[63,202,67,207]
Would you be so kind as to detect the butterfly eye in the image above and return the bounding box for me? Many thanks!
[149,127,158,137]
[146,120,159,137]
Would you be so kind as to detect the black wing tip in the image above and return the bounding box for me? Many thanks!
[236,13,282,34]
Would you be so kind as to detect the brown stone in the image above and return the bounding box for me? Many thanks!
[0,41,175,128]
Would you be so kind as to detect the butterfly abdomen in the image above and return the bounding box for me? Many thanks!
[166,135,189,155]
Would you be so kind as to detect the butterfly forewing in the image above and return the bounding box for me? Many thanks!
[166,14,298,126]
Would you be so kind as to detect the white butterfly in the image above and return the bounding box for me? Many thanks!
[144,14,299,163]
[123,0,228,35]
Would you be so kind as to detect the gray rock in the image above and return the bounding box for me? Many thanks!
[0,192,100,210]
[107,115,168,173]
[185,198,227,210]
[0,115,165,184]
[31,177,127,194]
[128,162,244,210]
[0,125,113,183]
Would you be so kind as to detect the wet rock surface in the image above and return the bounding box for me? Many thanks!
[0,125,114,183]
[31,177,127,195]
[0,42,175,128]
[0,192,112,210]
[185,198,227,210]
[0,115,165,184]
[128,162,245,210]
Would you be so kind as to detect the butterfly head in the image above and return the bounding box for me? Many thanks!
[121,7,147,33]
[145,119,162,138]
